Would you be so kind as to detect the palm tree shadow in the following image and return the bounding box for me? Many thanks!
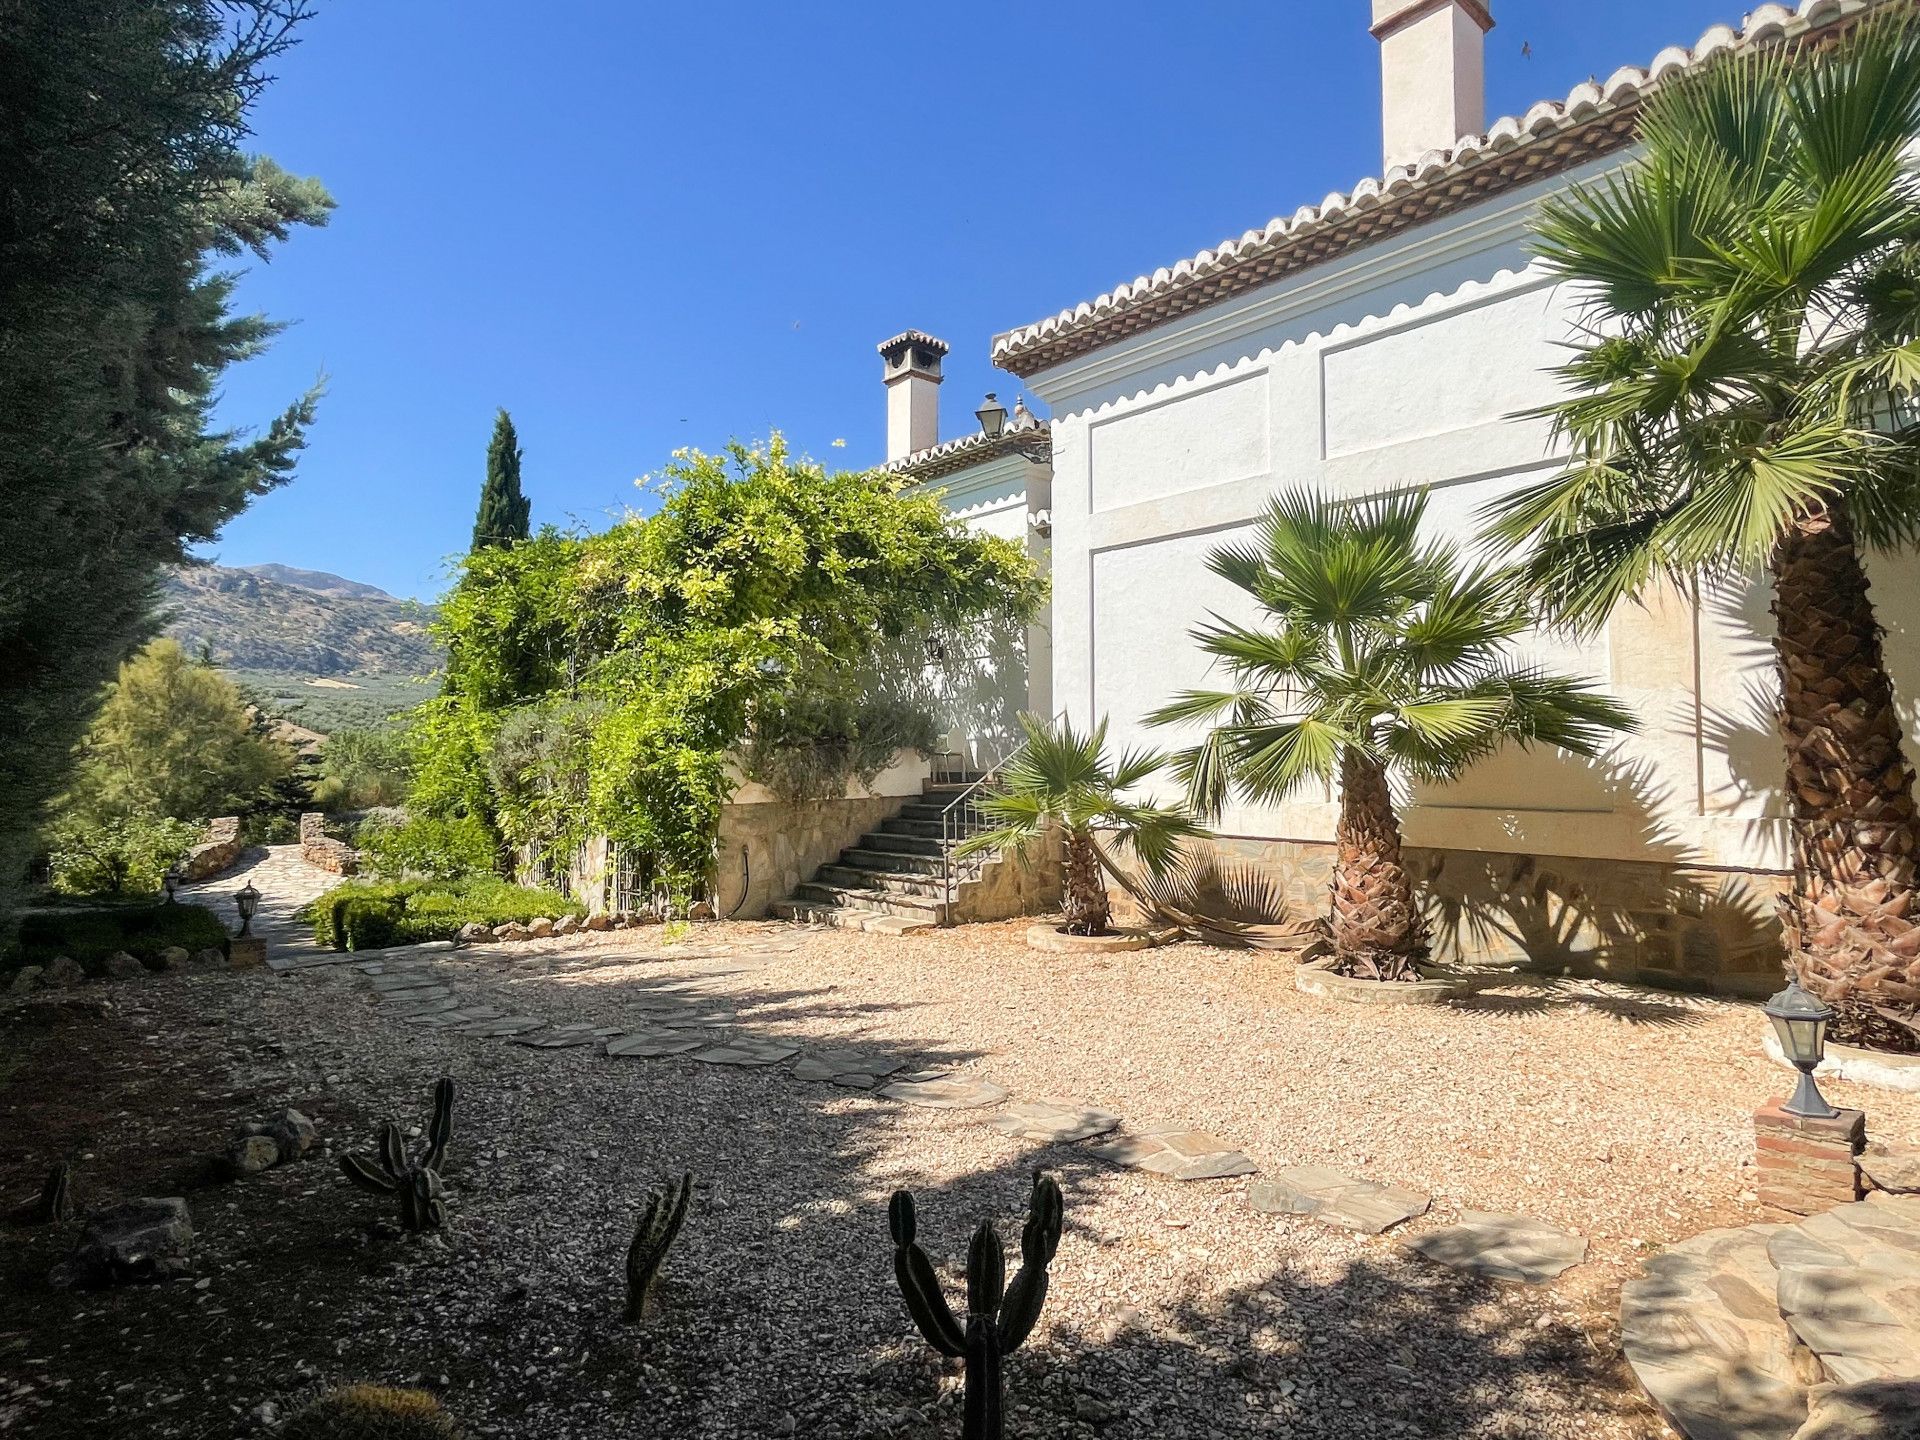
[1416,749,1781,994]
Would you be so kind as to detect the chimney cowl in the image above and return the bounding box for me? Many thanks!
[879,330,947,462]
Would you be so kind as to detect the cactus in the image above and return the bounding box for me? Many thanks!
[281,1384,466,1439]
[340,1078,455,1231]
[888,1172,1064,1440]
[625,1171,692,1322]
[15,1162,72,1224]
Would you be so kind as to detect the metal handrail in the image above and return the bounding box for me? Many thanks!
[935,711,1066,925]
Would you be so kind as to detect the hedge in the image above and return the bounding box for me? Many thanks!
[308,878,583,951]
[9,901,228,974]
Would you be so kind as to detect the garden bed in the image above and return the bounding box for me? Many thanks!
[305,877,582,951]
[5,900,228,976]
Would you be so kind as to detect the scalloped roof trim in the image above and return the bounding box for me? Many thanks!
[991,0,1882,372]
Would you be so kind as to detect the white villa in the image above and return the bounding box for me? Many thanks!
[880,0,1920,996]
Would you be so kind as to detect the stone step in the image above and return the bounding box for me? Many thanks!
[857,831,947,859]
[815,864,951,901]
[840,847,974,879]
[793,881,947,923]
[880,816,950,839]
[768,898,936,934]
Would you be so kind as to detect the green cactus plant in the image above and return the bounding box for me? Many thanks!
[13,1162,72,1224]
[888,1172,1065,1440]
[340,1077,454,1231]
[625,1171,692,1322]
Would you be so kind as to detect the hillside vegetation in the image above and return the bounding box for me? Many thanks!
[161,564,441,733]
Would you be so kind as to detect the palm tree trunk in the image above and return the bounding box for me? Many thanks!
[1060,827,1112,936]
[1331,749,1424,980]
[1771,497,1920,1052]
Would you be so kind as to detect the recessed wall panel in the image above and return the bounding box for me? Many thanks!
[1087,373,1269,513]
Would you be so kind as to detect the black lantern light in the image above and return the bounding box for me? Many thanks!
[975,391,1009,438]
[163,869,179,905]
[234,880,261,938]
[1764,979,1838,1119]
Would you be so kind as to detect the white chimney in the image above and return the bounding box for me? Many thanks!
[878,330,948,462]
[1371,0,1493,172]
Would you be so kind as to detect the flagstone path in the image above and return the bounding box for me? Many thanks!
[1620,1192,1920,1440]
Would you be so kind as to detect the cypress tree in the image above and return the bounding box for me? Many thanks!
[472,410,532,550]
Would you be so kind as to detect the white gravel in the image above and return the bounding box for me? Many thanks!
[18,919,1918,1438]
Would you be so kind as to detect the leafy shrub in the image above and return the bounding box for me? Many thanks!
[314,726,415,811]
[241,809,299,846]
[309,878,581,950]
[355,812,498,882]
[9,901,226,973]
[281,1384,465,1440]
[43,814,202,896]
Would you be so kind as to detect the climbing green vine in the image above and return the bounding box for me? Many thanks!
[409,436,1042,889]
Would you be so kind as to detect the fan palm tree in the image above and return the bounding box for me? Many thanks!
[955,714,1205,936]
[1149,486,1635,981]
[1485,11,1920,1048]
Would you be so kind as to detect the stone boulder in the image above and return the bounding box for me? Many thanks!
[223,1134,280,1177]
[1862,1146,1920,1195]
[553,914,581,937]
[157,946,193,971]
[41,956,85,989]
[455,922,491,944]
[101,952,146,981]
[262,1108,317,1159]
[527,917,555,939]
[583,912,612,932]
[186,947,228,972]
[68,1198,193,1285]
[493,922,530,943]
[9,965,42,994]
[687,900,715,921]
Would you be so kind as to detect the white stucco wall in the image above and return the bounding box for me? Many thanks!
[912,452,1054,766]
[1024,155,1920,877]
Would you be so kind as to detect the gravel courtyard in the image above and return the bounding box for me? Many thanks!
[7,918,1917,1439]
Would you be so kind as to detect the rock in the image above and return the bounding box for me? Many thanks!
[687,900,715,920]
[584,912,612,932]
[41,955,85,989]
[989,1099,1122,1145]
[1792,1381,1920,1440]
[263,1108,317,1160]
[9,965,42,994]
[1407,1210,1588,1283]
[1862,1146,1920,1195]
[1248,1164,1430,1235]
[101,951,146,980]
[456,922,491,944]
[179,946,226,972]
[494,922,530,942]
[554,914,581,936]
[68,1197,193,1285]
[224,1134,280,1177]
[526,917,555,939]
[156,945,191,970]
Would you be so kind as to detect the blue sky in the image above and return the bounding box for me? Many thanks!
[208,0,1744,601]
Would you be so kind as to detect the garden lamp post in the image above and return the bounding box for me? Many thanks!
[163,870,179,905]
[1765,979,1839,1119]
[234,880,261,938]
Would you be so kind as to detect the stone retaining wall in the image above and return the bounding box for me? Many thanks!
[177,817,243,882]
[716,794,907,919]
[298,812,357,876]
[1110,834,1788,998]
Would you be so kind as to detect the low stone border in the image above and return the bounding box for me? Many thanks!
[1762,1032,1920,1095]
[1293,956,1467,1006]
[1025,923,1167,954]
